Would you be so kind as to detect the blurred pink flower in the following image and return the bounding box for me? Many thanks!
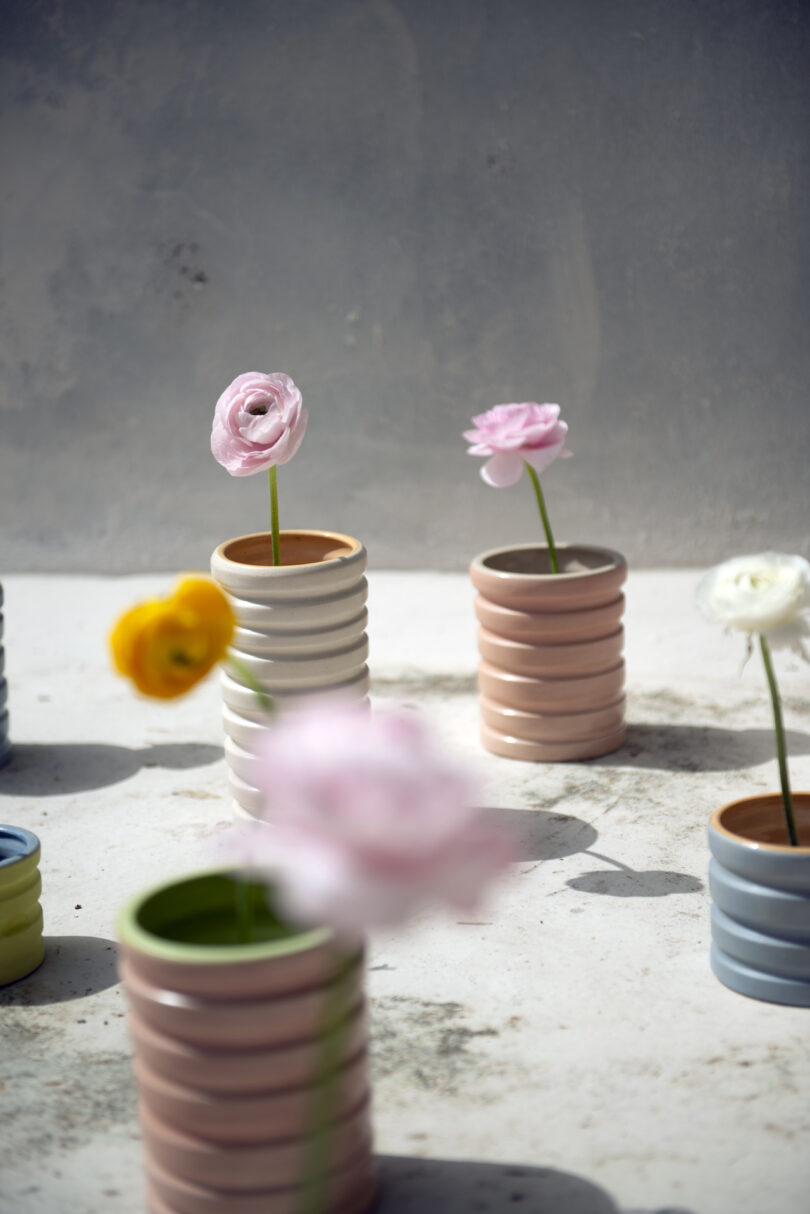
[464,402,571,487]
[211,371,308,476]
[227,702,515,938]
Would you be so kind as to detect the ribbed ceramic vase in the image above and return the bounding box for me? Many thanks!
[708,793,810,1006]
[470,543,627,762]
[0,826,44,986]
[211,531,369,819]
[0,582,9,767]
[117,872,376,1214]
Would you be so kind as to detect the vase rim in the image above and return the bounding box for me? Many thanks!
[471,542,626,579]
[0,825,40,868]
[710,792,810,854]
[214,530,362,570]
[116,868,335,965]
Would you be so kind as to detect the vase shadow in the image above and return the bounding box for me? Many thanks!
[375,1154,693,1213]
[0,741,222,796]
[0,936,119,1005]
[595,724,810,773]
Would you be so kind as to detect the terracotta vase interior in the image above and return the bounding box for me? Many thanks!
[221,532,359,568]
[714,795,810,850]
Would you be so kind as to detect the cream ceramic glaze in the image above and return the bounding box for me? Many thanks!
[219,667,369,722]
[211,530,368,818]
[226,636,369,690]
[232,609,368,655]
[470,544,627,761]
[227,770,264,821]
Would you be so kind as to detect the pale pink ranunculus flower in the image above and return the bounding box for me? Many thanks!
[211,371,308,476]
[464,402,572,487]
[226,702,515,939]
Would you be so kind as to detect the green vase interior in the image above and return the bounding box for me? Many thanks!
[136,873,298,947]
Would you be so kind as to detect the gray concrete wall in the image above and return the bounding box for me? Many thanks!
[1,0,808,572]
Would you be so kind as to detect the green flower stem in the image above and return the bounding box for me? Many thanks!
[224,655,275,945]
[759,634,799,847]
[225,655,275,716]
[269,465,281,566]
[523,461,559,574]
[235,878,253,944]
[298,952,358,1214]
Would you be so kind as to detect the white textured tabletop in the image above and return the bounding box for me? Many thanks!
[1,570,809,1214]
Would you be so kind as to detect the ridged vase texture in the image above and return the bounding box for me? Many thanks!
[117,873,376,1214]
[210,531,369,819]
[708,794,810,1006]
[470,544,627,761]
[0,826,44,986]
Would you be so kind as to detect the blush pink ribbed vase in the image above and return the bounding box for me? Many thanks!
[470,543,627,762]
[117,872,376,1214]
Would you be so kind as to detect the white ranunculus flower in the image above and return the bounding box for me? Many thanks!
[696,552,810,652]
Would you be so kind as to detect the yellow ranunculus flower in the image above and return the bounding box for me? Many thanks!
[110,577,236,699]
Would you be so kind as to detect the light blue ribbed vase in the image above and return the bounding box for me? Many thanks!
[708,793,810,1006]
[0,583,9,768]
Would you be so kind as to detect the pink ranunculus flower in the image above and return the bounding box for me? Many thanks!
[226,702,515,939]
[464,402,572,488]
[211,371,308,477]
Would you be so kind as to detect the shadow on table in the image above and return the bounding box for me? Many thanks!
[484,809,703,899]
[375,1154,698,1213]
[0,741,222,795]
[567,867,703,898]
[0,936,118,1005]
[597,723,810,773]
[486,806,599,861]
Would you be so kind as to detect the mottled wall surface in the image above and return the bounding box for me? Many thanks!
[1,0,808,571]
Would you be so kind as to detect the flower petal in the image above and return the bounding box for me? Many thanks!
[481,452,524,487]
[522,438,570,476]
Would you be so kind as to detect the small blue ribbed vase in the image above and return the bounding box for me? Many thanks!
[709,793,810,1006]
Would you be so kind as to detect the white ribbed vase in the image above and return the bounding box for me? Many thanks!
[211,531,369,820]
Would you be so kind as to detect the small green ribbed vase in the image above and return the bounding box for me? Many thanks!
[0,827,44,986]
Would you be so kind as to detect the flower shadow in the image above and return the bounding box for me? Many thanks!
[0,936,119,1005]
[482,806,598,862]
[596,723,810,774]
[375,1154,692,1213]
[567,868,704,898]
[0,741,222,796]
[482,811,703,898]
